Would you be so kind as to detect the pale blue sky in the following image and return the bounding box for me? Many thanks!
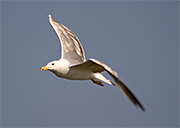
[1,1,179,127]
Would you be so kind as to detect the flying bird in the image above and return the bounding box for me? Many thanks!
[41,15,145,112]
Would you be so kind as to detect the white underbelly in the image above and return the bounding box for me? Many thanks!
[61,68,94,80]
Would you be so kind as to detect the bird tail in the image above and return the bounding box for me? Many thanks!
[94,73,116,86]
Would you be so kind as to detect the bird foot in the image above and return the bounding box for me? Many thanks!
[91,79,104,86]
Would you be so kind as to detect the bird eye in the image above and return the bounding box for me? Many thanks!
[52,63,54,65]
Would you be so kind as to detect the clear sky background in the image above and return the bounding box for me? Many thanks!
[1,1,179,127]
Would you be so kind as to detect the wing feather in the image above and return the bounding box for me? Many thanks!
[90,58,145,112]
[72,58,145,112]
[48,15,86,64]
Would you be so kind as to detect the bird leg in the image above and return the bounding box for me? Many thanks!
[91,79,104,86]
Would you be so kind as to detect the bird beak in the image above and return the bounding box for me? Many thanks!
[41,66,49,71]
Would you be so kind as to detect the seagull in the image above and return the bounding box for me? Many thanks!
[41,15,145,112]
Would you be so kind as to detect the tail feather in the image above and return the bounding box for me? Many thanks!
[94,73,116,86]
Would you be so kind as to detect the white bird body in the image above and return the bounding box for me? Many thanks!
[41,15,145,112]
[51,61,94,80]
[64,68,95,80]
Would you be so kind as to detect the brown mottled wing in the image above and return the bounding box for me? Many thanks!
[49,15,86,64]
[72,58,145,112]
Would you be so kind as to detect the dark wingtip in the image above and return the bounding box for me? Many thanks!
[136,103,146,112]
[114,77,146,112]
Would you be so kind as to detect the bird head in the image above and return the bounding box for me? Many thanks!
[41,60,59,71]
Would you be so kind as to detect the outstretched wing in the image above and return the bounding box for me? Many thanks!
[48,15,86,64]
[71,58,145,112]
